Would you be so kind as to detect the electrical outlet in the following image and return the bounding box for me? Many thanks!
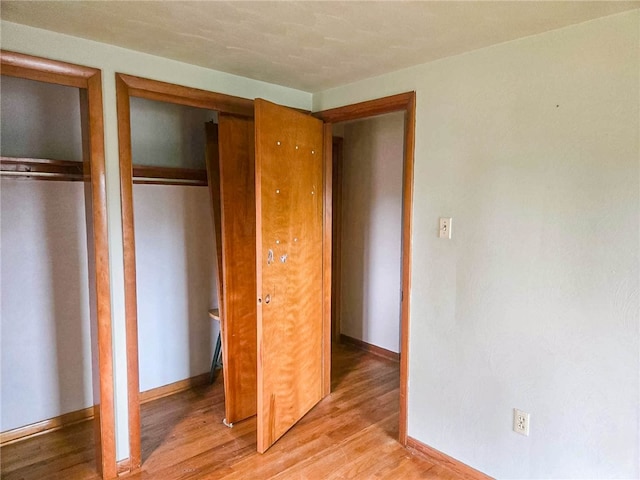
[513,409,530,436]
[439,217,452,239]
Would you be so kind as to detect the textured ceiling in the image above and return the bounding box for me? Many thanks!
[2,1,638,92]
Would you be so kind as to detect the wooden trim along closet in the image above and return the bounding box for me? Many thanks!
[115,73,254,472]
[116,74,333,467]
[116,72,415,470]
[314,91,416,446]
[0,50,115,479]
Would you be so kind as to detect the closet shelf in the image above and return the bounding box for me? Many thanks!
[0,157,208,186]
[1,156,86,181]
[132,165,207,186]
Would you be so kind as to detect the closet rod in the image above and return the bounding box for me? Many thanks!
[132,176,206,186]
[0,170,205,185]
[0,170,85,180]
[132,165,207,186]
[1,156,86,181]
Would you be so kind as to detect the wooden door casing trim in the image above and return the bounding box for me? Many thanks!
[116,74,254,117]
[0,50,116,479]
[115,73,257,469]
[330,137,344,346]
[115,73,141,471]
[322,124,333,397]
[314,93,415,124]
[1,50,96,88]
[314,91,416,446]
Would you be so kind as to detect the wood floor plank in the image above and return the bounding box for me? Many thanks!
[269,415,398,479]
[1,344,466,480]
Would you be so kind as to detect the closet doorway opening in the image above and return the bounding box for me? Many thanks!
[316,92,416,445]
[0,52,115,479]
[128,96,220,462]
[116,73,254,471]
[331,112,405,359]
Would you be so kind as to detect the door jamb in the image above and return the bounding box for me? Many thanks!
[115,73,254,470]
[330,137,344,344]
[1,50,116,478]
[314,92,416,445]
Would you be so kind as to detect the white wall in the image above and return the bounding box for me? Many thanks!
[338,113,404,353]
[316,11,639,479]
[1,20,311,460]
[130,97,219,392]
[1,77,93,432]
[130,97,217,169]
[134,184,218,392]
[1,76,83,161]
[0,180,93,431]
[0,179,217,429]
[0,180,217,429]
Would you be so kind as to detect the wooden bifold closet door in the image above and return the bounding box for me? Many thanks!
[206,116,258,425]
[206,100,326,453]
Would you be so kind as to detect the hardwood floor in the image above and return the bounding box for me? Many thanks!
[1,344,464,479]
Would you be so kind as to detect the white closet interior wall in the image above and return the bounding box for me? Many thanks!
[1,77,91,431]
[130,97,219,392]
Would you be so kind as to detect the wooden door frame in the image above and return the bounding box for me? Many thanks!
[1,51,116,479]
[115,73,254,471]
[330,137,344,344]
[314,92,416,445]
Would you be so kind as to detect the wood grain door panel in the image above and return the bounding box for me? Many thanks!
[254,99,325,453]
[206,116,258,425]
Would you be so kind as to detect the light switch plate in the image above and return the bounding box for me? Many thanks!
[439,217,452,239]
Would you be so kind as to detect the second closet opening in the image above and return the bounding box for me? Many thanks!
[128,96,221,460]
